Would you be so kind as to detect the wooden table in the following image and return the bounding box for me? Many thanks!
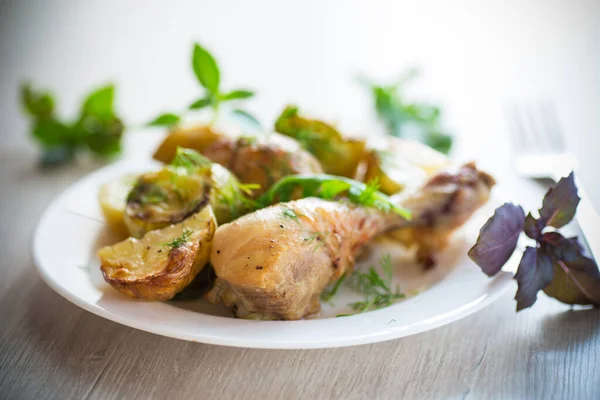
[1,1,599,399]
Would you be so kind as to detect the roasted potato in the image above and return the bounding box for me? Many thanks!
[125,149,252,237]
[125,166,211,238]
[99,206,217,301]
[362,137,449,195]
[98,174,138,238]
[274,105,366,178]
[153,124,222,164]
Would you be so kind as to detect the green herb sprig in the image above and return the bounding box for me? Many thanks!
[20,83,124,166]
[258,174,411,219]
[159,228,193,251]
[148,42,261,131]
[361,70,453,154]
[325,254,405,315]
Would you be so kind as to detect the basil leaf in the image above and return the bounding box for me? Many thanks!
[538,171,580,228]
[221,90,254,101]
[192,43,220,94]
[188,97,212,110]
[147,113,181,127]
[81,84,115,120]
[231,109,262,130]
[514,246,555,311]
[523,212,543,240]
[468,203,525,276]
[542,232,600,306]
[21,83,54,120]
[32,119,71,147]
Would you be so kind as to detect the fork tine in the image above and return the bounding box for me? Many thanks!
[511,104,539,153]
[504,104,527,154]
[539,101,566,152]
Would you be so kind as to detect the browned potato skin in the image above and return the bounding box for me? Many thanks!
[102,242,205,301]
[99,208,216,301]
[153,124,222,164]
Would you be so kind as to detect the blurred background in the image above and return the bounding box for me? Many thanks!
[1,0,599,208]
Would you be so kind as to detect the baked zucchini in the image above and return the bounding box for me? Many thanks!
[98,206,217,301]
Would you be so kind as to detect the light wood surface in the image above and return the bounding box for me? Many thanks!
[1,1,599,399]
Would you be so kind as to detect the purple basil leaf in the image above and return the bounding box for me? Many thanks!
[514,246,555,311]
[541,232,600,306]
[468,203,525,276]
[539,171,580,229]
[523,212,543,240]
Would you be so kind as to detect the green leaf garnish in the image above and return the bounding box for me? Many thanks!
[362,71,453,154]
[192,43,220,94]
[152,42,256,130]
[230,109,262,131]
[81,84,115,120]
[221,90,255,101]
[20,82,125,166]
[147,113,181,127]
[258,174,411,219]
[171,147,212,171]
[188,97,212,110]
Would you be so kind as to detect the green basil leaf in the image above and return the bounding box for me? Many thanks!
[189,97,213,110]
[83,117,124,156]
[192,43,220,94]
[32,119,72,147]
[81,84,115,120]
[221,90,254,101]
[231,109,262,131]
[147,113,181,127]
[21,82,54,120]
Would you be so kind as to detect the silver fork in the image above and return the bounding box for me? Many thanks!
[505,102,599,261]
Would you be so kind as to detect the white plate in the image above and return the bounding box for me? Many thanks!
[33,159,516,349]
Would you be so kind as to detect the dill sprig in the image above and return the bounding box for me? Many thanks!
[280,206,303,225]
[258,174,411,219]
[159,229,192,250]
[321,274,346,304]
[347,254,404,313]
[171,147,212,171]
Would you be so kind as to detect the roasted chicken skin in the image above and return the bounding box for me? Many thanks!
[209,162,495,320]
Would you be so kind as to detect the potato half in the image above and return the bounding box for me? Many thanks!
[98,174,138,238]
[98,206,217,301]
[124,167,211,238]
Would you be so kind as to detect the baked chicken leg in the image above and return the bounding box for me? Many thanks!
[209,162,495,320]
